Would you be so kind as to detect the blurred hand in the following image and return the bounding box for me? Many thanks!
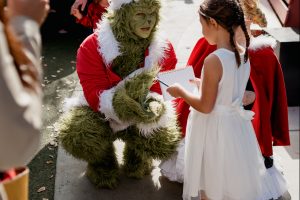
[71,0,88,14]
[166,83,184,98]
[71,8,83,20]
[242,90,255,106]
[7,0,50,26]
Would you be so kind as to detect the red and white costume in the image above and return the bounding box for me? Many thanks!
[75,18,177,133]
[76,2,107,30]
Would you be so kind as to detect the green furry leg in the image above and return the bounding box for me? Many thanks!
[58,106,120,188]
[122,125,181,161]
[58,106,115,162]
[123,143,153,179]
[86,144,119,189]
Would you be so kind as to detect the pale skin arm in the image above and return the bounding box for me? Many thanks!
[71,8,83,20]
[71,0,88,14]
[167,54,222,114]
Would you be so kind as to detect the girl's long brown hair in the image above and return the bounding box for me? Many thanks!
[0,0,40,93]
[199,0,250,67]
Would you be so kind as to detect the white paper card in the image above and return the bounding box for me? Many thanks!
[157,66,197,101]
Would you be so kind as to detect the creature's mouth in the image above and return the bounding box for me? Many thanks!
[140,27,151,31]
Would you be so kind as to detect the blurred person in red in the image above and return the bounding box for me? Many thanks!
[71,0,109,31]
[0,0,49,199]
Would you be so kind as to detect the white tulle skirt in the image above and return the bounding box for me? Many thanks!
[160,107,288,200]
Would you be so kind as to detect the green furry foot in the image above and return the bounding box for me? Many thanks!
[123,145,153,179]
[86,163,119,189]
[123,158,152,179]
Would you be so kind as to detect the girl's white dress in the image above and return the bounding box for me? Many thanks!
[160,49,288,200]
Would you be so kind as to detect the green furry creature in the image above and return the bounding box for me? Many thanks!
[58,0,181,189]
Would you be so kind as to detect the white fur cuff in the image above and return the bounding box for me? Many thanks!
[136,93,176,137]
[99,88,133,132]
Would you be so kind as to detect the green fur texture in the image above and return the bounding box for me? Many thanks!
[123,144,153,178]
[58,105,181,188]
[112,67,166,123]
[107,0,161,78]
[121,120,181,160]
[58,106,116,163]
[86,149,119,189]
[58,0,182,189]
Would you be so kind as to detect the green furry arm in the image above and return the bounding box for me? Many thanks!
[112,67,166,123]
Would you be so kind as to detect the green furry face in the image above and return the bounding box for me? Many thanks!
[109,0,161,41]
[108,0,161,78]
[130,9,157,38]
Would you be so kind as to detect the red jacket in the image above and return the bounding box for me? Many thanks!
[76,33,177,112]
[177,37,290,157]
[77,2,107,30]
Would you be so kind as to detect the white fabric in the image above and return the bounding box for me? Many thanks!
[160,49,287,200]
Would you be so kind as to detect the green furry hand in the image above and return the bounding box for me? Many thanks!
[113,87,165,124]
[124,68,159,102]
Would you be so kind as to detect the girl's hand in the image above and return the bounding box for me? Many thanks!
[189,78,201,88]
[70,0,88,13]
[242,90,255,106]
[71,8,82,20]
[166,83,184,98]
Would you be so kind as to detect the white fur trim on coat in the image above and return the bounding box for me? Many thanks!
[62,92,88,112]
[144,31,169,69]
[96,18,121,65]
[95,18,169,68]
[136,92,177,137]
[249,35,277,51]
[99,87,133,132]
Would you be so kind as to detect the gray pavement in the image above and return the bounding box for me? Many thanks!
[53,0,299,199]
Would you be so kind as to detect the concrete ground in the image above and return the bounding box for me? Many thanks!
[32,0,299,199]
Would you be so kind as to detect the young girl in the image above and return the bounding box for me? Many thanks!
[166,0,288,199]
[71,0,109,30]
[170,0,289,171]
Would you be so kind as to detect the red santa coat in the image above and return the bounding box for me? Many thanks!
[76,18,177,132]
[76,2,107,30]
[177,36,290,157]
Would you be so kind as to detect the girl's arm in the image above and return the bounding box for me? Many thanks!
[75,4,94,28]
[167,54,222,114]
